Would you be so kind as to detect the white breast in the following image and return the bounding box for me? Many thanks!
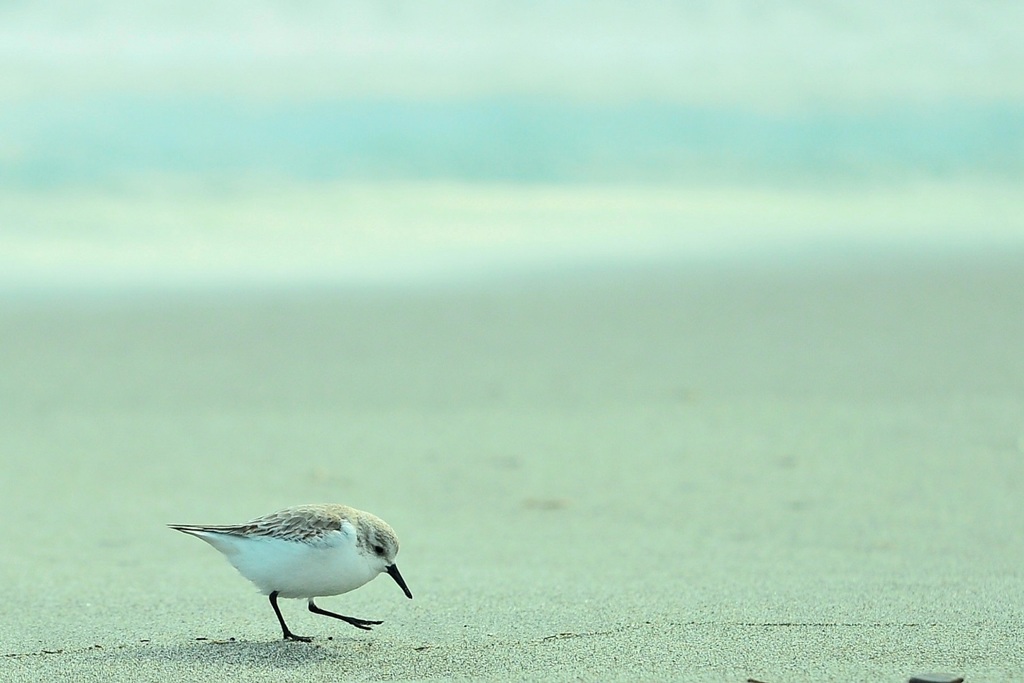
[199,521,381,598]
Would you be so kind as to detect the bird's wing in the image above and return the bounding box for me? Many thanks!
[169,505,351,543]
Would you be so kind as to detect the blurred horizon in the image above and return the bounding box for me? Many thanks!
[3,1,1023,289]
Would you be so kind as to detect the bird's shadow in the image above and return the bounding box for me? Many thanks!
[151,637,373,667]
[37,636,380,671]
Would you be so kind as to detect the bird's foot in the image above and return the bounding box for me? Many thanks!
[344,617,383,631]
[308,599,385,631]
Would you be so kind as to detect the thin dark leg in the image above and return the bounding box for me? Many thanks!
[308,599,383,631]
[269,591,312,642]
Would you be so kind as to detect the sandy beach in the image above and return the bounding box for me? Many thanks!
[3,4,1023,677]
[1,248,1022,681]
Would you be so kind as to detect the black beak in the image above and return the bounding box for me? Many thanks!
[386,564,413,599]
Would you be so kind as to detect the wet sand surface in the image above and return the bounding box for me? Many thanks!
[2,250,1023,681]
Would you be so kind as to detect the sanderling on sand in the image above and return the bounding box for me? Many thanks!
[169,503,412,641]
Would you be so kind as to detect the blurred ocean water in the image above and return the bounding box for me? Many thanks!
[2,1,1023,288]
[5,98,1023,187]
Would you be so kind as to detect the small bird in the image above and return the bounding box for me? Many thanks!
[169,503,412,642]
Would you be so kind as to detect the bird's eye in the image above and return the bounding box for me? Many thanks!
[373,544,385,556]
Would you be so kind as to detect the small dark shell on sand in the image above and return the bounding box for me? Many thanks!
[908,674,964,683]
